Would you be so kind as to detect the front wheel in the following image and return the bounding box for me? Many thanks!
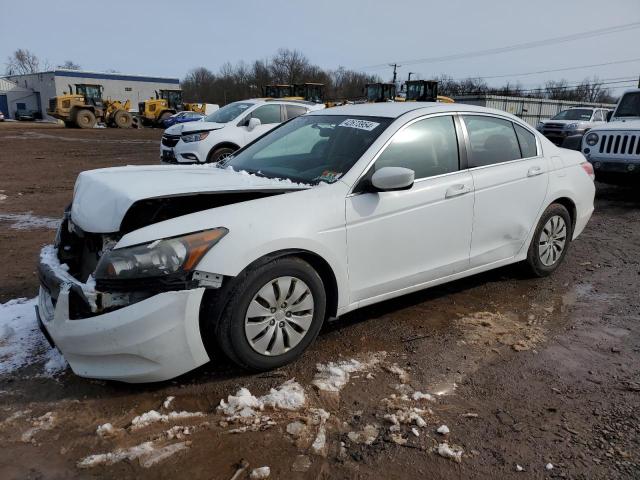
[525,203,572,277]
[211,257,326,371]
[206,146,236,164]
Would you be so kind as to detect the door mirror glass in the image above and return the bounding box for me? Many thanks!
[371,167,414,191]
[247,117,262,131]
[606,110,613,122]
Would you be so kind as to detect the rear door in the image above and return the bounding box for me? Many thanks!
[461,115,549,268]
[346,114,475,303]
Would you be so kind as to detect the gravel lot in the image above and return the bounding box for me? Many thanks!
[0,123,638,479]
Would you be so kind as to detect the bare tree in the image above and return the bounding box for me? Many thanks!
[5,49,47,75]
[270,48,310,85]
[59,60,81,70]
[181,49,380,105]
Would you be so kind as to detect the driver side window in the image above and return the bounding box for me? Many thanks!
[374,115,459,179]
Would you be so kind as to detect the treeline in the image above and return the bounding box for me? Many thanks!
[182,48,381,105]
[434,75,616,103]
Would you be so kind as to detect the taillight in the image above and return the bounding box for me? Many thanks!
[580,161,595,181]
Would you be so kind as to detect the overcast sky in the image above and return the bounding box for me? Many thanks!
[1,0,639,92]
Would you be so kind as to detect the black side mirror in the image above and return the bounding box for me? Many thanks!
[606,111,613,122]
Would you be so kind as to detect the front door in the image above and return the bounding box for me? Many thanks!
[243,104,283,143]
[346,115,475,303]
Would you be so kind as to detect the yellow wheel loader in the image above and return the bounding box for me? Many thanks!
[47,84,133,128]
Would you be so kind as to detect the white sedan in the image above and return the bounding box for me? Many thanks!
[37,103,595,382]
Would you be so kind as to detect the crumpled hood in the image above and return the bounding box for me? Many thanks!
[71,165,309,233]
[588,119,640,132]
[165,121,226,135]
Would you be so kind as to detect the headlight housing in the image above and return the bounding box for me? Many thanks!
[536,122,544,131]
[95,228,228,281]
[181,131,210,143]
[566,123,579,130]
[585,132,599,146]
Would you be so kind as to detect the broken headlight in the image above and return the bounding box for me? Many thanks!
[94,228,228,280]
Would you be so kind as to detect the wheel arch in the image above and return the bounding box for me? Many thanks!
[207,142,241,162]
[549,196,577,231]
[198,248,340,359]
[237,249,339,320]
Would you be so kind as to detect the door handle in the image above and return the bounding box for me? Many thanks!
[527,166,543,177]
[445,184,472,198]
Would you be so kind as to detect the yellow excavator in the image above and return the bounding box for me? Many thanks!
[47,84,133,128]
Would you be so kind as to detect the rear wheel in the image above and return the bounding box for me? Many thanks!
[206,146,236,164]
[75,109,96,129]
[525,203,572,277]
[113,110,133,128]
[211,257,326,371]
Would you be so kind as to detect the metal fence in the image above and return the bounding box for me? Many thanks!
[453,94,616,127]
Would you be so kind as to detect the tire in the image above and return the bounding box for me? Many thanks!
[158,112,172,126]
[525,203,573,277]
[113,110,133,128]
[206,146,236,164]
[75,109,96,129]
[210,257,326,371]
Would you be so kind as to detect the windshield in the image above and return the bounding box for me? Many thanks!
[204,102,253,123]
[552,109,593,120]
[219,115,393,184]
[615,92,640,118]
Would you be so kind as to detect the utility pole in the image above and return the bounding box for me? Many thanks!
[389,63,401,84]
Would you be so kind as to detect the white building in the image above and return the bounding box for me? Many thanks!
[3,69,181,121]
[0,77,41,119]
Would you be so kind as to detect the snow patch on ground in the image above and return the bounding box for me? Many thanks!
[0,297,67,377]
[21,412,56,443]
[77,440,190,468]
[130,410,205,431]
[312,353,385,392]
[162,396,175,409]
[218,379,306,420]
[0,213,60,230]
[437,443,463,463]
[249,466,271,479]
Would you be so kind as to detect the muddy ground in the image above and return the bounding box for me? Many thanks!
[0,123,638,479]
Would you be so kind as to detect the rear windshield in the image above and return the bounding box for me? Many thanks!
[219,115,393,184]
[551,109,593,120]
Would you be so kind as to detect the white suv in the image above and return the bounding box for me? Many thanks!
[161,99,324,164]
[536,107,609,146]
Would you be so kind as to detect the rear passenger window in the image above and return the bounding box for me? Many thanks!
[285,105,307,120]
[514,124,538,158]
[251,104,282,124]
[463,116,522,167]
[375,115,459,179]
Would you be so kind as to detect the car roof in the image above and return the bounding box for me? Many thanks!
[307,102,522,120]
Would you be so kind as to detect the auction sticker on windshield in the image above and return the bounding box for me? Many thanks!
[338,119,380,131]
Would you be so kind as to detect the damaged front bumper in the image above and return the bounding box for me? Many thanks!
[36,251,211,383]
